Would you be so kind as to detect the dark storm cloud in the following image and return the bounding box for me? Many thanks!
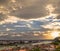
[9,0,49,19]
[10,6,49,19]
[0,0,60,20]
[10,0,60,19]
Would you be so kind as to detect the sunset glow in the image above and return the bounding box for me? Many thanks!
[51,31,59,38]
[0,0,60,40]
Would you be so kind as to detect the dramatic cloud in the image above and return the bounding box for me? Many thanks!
[0,0,50,21]
[0,0,60,40]
[9,0,49,19]
[0,0,60,21]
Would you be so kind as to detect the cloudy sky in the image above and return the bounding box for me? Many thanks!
[0,0,60,40]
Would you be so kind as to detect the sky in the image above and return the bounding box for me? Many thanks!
[0,0,60,40]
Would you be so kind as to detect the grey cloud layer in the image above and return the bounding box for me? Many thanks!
[0,20,50,32]
[0,16,59,40]
[0,0,60,20]
[0,20,50,40]
[10,0,49,19]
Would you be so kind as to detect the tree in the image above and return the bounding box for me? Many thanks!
[53,37,60,45]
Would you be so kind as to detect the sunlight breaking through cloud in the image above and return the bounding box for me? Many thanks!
[0,0,60,40]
